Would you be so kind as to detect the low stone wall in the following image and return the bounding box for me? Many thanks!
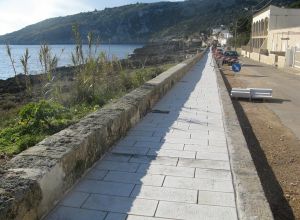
[277,55,286,68]
[241,50,287,68]
[0,50,207,220]
[249,52,260,61]
[260,54,275,66]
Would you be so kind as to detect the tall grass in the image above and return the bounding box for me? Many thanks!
[5,44,18,79]
[39,43,59,99]
[20,48,32,95]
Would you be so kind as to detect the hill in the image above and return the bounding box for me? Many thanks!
[0,0,293,44]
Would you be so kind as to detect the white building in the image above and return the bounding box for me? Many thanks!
[242,5,300,69]
[251,5,300,51]
[212,27,233,46]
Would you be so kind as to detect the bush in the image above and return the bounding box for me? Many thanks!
[19,100,72,132]
[0,100,74,155]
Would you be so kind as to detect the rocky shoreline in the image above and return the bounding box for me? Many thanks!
[0,41,202,95]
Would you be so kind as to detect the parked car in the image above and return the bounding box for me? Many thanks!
[222,50,239,65]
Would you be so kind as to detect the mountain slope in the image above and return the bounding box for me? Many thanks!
[0,0,293,44]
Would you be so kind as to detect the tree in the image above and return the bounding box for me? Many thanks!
[289,0,300,8]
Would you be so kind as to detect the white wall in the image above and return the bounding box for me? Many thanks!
[253,9,270,23]
[268,27,300,52]
[269,6,300,30]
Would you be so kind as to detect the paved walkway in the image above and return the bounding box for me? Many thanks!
[45,53,238,220]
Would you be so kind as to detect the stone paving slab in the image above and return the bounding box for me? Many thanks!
[163,176,234,193]
[131,185,197,203]
[73,180,134,196]
[104,171,164,186]
[129,155,178,166]
[156,201,238,220]
[82,194,158,216]
[105,213,127,220]
[137,164,195,177]
[177,158,231,170]
[45,52,240,220]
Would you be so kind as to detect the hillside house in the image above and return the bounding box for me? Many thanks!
[212,26,233,46]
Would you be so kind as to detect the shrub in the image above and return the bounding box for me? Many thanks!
[0,100,74,155]
[19,100,72,132]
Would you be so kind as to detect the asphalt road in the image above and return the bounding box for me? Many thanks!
[235,57,300,140]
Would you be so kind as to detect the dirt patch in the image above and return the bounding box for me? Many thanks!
[220,66,300,220]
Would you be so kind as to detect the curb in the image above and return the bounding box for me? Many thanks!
[213,58,274,220]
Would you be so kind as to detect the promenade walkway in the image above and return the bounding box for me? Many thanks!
[45,52,238,220]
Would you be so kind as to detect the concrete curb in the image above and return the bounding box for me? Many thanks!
[0,50,207,220]
[213,58,274,220]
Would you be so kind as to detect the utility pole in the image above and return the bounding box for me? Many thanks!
[234,21,237,51]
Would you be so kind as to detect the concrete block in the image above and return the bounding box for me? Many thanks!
[196,152,229,161]
[125,136,162,143]
[104,171,164,186]
[82,194,158,216]
[148,149,196,159]
[137,164,194,177]
[184,145,227,153]
[96,161,139,172]
[198,191,236,207]
[103,153,131,162]
[85,169,108,180]
[163,176,234,193]
[74,180,134,196]
[112,146,149,155]
[127,215,169,220]
[46,206,106,220]
[131,185,197,203]
[134,141,184,150]
[129,155,178,166]
[156,201,238,220]
[178,158,230,170]
[60,192,90,208]
[105,213,127,220]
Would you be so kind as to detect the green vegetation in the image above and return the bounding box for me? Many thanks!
[1,101,71,154]
[0,27,173,155]
[0,65,170,155]
[228,17,252,47]
[0,0,292,44]
[289,0,300,8]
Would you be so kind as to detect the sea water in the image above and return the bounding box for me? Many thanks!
[0,44,142,80]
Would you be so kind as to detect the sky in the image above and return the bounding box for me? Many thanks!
[0,0,183,35]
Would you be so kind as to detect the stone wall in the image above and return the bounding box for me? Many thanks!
[0,50,207,220]
[241,50,286,67]
[260,54,276,66]
[277,55,286,68]
[249,52,260,61]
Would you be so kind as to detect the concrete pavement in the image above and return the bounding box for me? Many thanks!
[45,53,239,220]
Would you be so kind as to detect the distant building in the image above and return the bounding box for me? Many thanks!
[212,26,233,46]
[242,5,300,69]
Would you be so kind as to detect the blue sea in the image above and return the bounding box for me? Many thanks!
[0,44,142,80]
